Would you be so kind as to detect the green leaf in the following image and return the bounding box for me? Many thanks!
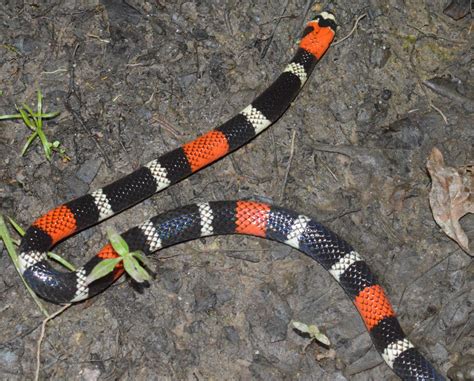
[41,111,60,119]
[307,324,320,337]
[315,332,331,346]
[123,256,151,283]
[21,103,39,126]
[0,113,22,120]
[8,217,25,236]
[87,257,123,284]
[18,108,35,131]
[35,124,52,160]
[131,250,152,269]
[47,251,76,271]
[21,131,38,156]
[0,215,20,268]
[0,214,49,317]
[292,321,310,334]
[37,89,42,115]
[0,111,59,121]
[36,90,43,130]
[106,227,129,257]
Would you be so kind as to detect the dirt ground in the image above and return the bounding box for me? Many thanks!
[0,1,472,380]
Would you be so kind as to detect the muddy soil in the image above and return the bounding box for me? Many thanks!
[0,1,472,380]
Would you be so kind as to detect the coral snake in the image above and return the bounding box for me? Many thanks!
[17,12,445,381]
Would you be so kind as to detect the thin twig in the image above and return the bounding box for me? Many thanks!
[429,101,448,125]
[333,14,367,46]
[145,90,155,105]
[406,24,468,44]
[404,24,451,125]
[423,79,474,107]
[86,34,111,44]
[449,314,472,349]
[35,304,71,381]
[125,62,147,67]
[260,0,289,58]
[65,43,112,167]
[279,130,297,202]
[41,68,67,75]
[320,208,361,223]
[152,114,183,139]
[396,249,457,310]
[313,154,339,181]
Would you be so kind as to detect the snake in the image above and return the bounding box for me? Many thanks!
[16,12,445,381]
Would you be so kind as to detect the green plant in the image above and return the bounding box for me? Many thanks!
[292,320,331,349]
[0,89,67,160]
[0,214,50,316]
[87,228,152,284]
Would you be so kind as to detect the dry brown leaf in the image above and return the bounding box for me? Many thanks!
[426,147,474,255]
[315,348,337,361]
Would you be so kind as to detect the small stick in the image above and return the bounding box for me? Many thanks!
[429,101,448,125]
[35,304,71,381]
[279,130,297,202]
[333,14,367,46]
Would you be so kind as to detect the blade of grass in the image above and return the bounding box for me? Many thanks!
[36,90,43,131]
[46,252,76,271]
[0,113,22,120]
[37,90,42,117]
[1,216,20,269]
[0,111,59,120]
[36,126,52,160]
[41,111,60,119]
[22,103,39,125]
[8,216,26,236]
[21,131,39,156]
[18,107,36,131]
[0,214,49,317]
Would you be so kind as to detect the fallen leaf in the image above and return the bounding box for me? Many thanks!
[426,147,474,255]
[315,348,337,361]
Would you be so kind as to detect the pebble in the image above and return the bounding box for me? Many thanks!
[75,159,101,184]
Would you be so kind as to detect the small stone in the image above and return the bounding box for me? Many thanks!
[223,326,240,343]
[381,88,392,101]
[76,159,101,184]
[192,28,209,41]
[370,40,391,68]
[193,284,217,312]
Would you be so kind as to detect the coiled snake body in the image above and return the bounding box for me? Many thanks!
[18,13,444,380]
